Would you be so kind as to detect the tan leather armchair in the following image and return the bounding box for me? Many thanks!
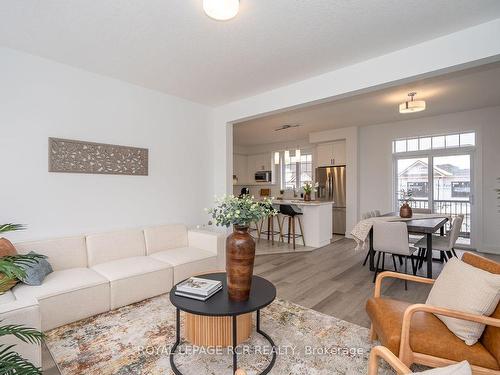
[366,253,500,375]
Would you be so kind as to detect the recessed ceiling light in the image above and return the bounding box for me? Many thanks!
[203,0,239,21]
[399,92,426,114]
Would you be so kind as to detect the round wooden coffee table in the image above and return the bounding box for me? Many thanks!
[169,272,277,375]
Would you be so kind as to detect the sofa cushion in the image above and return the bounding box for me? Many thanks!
[144,224,188,255]
[86,229,146,266]
[0,290,16,304]
[14,236,87,271]
[91,256,173,309]
[12,268,110,330]
[366,297,499,370]
[149,247,218,284]
[426,257,500,345]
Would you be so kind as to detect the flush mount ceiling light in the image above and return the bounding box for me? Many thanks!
[399,92,426,114]
[203,0,239,21]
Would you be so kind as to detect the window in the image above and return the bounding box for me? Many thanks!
[451,181,470,198]
[392,132,475,154]
[407,181,428,198]
[299,154,313,187]
[392,134,475,246]
[279,150,313,190]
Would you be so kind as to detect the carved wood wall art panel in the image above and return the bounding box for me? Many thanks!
[48,138,148,176]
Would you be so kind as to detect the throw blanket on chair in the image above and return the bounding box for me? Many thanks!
[350,213,450,251]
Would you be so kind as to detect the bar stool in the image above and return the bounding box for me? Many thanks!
[259,204,282,245]
[279,204,305,249]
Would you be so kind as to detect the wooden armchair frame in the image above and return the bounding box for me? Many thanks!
[371,271,500,375]
[369,345,411,375]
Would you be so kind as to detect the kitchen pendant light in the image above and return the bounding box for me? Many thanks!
[284,150,291,164]
[274,152,280,165]
[295,148,301,161]
[203,0,239,21]
[399,92,426,114]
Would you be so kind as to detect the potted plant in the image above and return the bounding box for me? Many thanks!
[0,223,44,374]
[207,195,277,301]
[303,181,318,201]
[0,323,44,374]
[399,189,414,218]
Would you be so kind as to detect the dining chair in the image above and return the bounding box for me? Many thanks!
[412,208,432,214]
[373,222,417,289]
[415,215,464,269]
[362,211,376,266]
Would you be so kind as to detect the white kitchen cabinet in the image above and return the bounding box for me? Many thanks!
[315,141,346,166]
[233,154,248,184]
[247,153,272,182]
[332,140,346,165]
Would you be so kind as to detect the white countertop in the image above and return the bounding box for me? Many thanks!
[272,199,334,206]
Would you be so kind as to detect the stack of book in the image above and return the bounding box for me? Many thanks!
[175,277,222,301]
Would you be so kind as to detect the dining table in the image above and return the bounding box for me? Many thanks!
[368,213,449,278]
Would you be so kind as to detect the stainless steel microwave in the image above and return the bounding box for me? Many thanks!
[255,171,272,182]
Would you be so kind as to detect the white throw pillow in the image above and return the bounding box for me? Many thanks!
[411,361,471,375]
[426,257,500,345]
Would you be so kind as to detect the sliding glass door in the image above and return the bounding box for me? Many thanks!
[394,152,474,247]
[432,154,472,246]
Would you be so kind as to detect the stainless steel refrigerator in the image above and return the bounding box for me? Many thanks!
[315,166,346,235]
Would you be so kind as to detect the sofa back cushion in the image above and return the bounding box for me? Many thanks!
[15,236,87,271]
[144,224,188,255]
[86,229,146,266]
[462,252,500,364]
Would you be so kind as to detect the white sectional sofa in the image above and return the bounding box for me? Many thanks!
[0,224,224,367]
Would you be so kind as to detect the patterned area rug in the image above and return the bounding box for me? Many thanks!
[45,295,393,375]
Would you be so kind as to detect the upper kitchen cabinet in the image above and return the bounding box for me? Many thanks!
[316,140,346,167]
[247,153,272,181]
[233,153,248,184]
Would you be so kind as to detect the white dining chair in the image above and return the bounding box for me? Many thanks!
[373,222,417,289]
[412,208,432,214]
[415,215,464,268]
[361,211,377,266]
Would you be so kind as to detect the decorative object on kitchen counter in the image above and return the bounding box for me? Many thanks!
[277,189,285,200]
[206,195,277,301]
[399,189,413,218]
[48,138,148,176]
[302,181,319,201]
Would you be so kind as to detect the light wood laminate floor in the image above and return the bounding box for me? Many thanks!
[254,237,500,328]
[42,237,500,373]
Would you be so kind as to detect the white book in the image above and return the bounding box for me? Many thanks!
[175,285,222,301]
[176,277,222,296]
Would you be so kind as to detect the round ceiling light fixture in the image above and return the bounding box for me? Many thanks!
[399,92,426,114]
[203,0,240,21]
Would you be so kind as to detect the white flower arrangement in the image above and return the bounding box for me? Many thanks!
[206,195,277,228]
[303,181,319,194]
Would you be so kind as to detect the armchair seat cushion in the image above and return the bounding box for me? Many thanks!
[149,247,217,284]
[366,297,499,370]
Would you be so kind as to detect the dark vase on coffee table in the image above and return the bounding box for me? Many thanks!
[226,225,255,301]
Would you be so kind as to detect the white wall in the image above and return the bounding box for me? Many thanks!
[0,47,214,242]
[359,106,500,253]
[213,19,500,204]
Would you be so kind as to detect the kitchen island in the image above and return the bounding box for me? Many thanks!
[272,199,334,248]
